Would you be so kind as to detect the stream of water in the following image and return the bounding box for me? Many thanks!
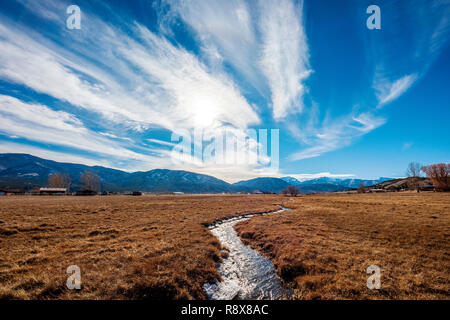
[203,206,292,300]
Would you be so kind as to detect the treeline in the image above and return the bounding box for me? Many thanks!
[43,162,450,194]
[405,162,450,191]
[281,185,300,196]
[357,162,449,193]
[420,163,450,191]
[47,170,100,192]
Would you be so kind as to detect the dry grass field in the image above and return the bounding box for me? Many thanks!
[0,195,281,299]
[235,192,450,299]
[1,193,449,300]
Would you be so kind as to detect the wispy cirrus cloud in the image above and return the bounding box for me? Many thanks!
[164,0,311,120]
[287,0,449,162]
[258,0,311,119]
[125,24,260,131]
[146,139,176,148]
[0,95,159,162]
[0,3,269,180]
[164,0,266,94]
[289,112,386,161]
[0,17,259,133]
[0,0,309,180]
[0,0,377,174]
[376,74,418,107]
[369,0,450,108]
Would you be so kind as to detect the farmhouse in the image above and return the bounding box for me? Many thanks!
[75,190,97,196]
[39,187,67,195]
[125,191,143,196]
[417,185,435,192]
[0,189,25,195]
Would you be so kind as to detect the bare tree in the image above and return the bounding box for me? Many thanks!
[63,174,72,189]
[48,173,72,189]
[406,162,422,178]
[357,182,366,193]
[282,185,300,196]
[421,163,450,191]
[406,162,422,190]
[48,174,62,187]
[80,170,100,192]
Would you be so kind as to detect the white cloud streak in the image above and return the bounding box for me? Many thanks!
[376,74,417,107]
[289,112,386,161]
[165,0,311,120]
[147,139,176,147]
[0,95,160,163]
[124,25,260,131]
[165,0,266,94]
[0,15,259,133]
[259,0,311,119]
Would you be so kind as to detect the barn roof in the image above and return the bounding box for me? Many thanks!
[40,188,67,192]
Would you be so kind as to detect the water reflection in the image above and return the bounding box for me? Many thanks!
[204,207,292,300]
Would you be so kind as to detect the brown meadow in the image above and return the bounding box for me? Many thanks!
[0,193,448,300]
[235,192,450,299]
[0,195,280,299]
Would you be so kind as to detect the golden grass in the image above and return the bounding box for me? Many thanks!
[2,193,448,300]
[235,192,450,299]
[0,195,281,300]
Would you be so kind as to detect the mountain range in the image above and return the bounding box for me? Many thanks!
[280,176,393,190]
[0,154,392,194]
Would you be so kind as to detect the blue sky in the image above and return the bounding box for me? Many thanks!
[0,0,449,182]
